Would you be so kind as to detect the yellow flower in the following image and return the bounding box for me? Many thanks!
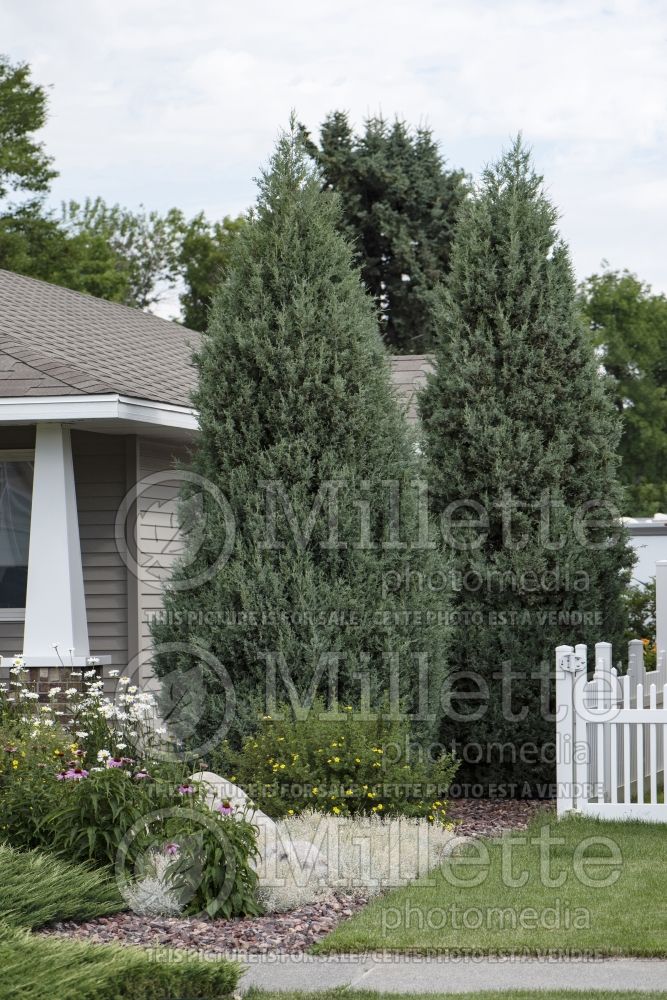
[11,759,18,769]
[332,806,341,814]
[354,757,361,764]
[344,789,353,796]
[376,803,383,810]
[311,787,319,795]
[287,809,295,815]
[367,791,375,799]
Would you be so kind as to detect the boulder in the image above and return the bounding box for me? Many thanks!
[189,772,327,884]
[189,770,276,838]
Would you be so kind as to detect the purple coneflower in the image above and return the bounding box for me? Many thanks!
[134,770,150,780]
[65,767,88,781]
[106,757,124,768]
[178,784,195,796]
[217,800,234,816]
[164,842,180,856]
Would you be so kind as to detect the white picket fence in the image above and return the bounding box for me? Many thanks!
[556,559,667,822]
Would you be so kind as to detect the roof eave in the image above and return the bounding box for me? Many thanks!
[0,393,199,434]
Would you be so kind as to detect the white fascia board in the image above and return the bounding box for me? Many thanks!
[0,393,199,431]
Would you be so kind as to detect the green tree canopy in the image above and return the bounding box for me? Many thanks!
[152,123,451,746]
[580,268,667,516]
[61,198,186,310]
[302,112,467,354]
[178,212,246,331]
[0,54,56,201]
[420,139,633,792]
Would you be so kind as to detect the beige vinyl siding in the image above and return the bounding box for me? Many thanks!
[0,618,24,663]
[389,354,433,424]
[136,436,190,680]
[71,431,128,670]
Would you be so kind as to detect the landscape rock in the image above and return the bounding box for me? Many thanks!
[189,770,276,838]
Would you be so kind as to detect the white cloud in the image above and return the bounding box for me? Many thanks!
[1,0,666,290]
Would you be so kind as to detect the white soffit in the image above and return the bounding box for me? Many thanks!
[0,394,199,434]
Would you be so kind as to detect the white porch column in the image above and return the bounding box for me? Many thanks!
[22,423,90,664]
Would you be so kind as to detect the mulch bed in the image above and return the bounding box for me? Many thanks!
[446,797,555,838]
[39,799,554,955]
[40,893,369,955]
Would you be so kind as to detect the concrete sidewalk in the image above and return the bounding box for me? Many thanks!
[236,953,667,993]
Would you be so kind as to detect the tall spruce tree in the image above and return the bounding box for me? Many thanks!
[152,123,450,747]
[419,139,634,793]
[301,112,467,354]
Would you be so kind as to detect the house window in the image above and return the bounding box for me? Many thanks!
[0,451,34,612]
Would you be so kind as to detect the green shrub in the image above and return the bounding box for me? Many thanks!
[0,920,241,1000]
[42,766,180,867]
[0,722,71,849]
[217,701,458,822]
[44,768,261,918]
[164,811,261,919]
[0,843,123,929]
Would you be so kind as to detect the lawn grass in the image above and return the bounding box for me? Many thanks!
[0,843,124,929]
[246,992,667,1000]
[313,814,667,956]
[0,920,241,1000]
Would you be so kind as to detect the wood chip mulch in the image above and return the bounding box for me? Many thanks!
[38,799,555,955]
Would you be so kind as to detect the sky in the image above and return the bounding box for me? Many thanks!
[2,0,666,306]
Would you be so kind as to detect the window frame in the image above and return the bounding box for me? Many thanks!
[0,448,35,621]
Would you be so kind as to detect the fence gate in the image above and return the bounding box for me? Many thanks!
[556,638,667,821]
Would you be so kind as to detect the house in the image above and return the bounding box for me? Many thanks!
[622,515,667,586]
[0,269,430,678]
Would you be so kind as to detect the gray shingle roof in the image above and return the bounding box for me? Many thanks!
[0,269,200,406]
[0,269,430,419]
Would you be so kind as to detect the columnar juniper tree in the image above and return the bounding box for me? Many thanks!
[152,123,450,748]
[419,139,633,793]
